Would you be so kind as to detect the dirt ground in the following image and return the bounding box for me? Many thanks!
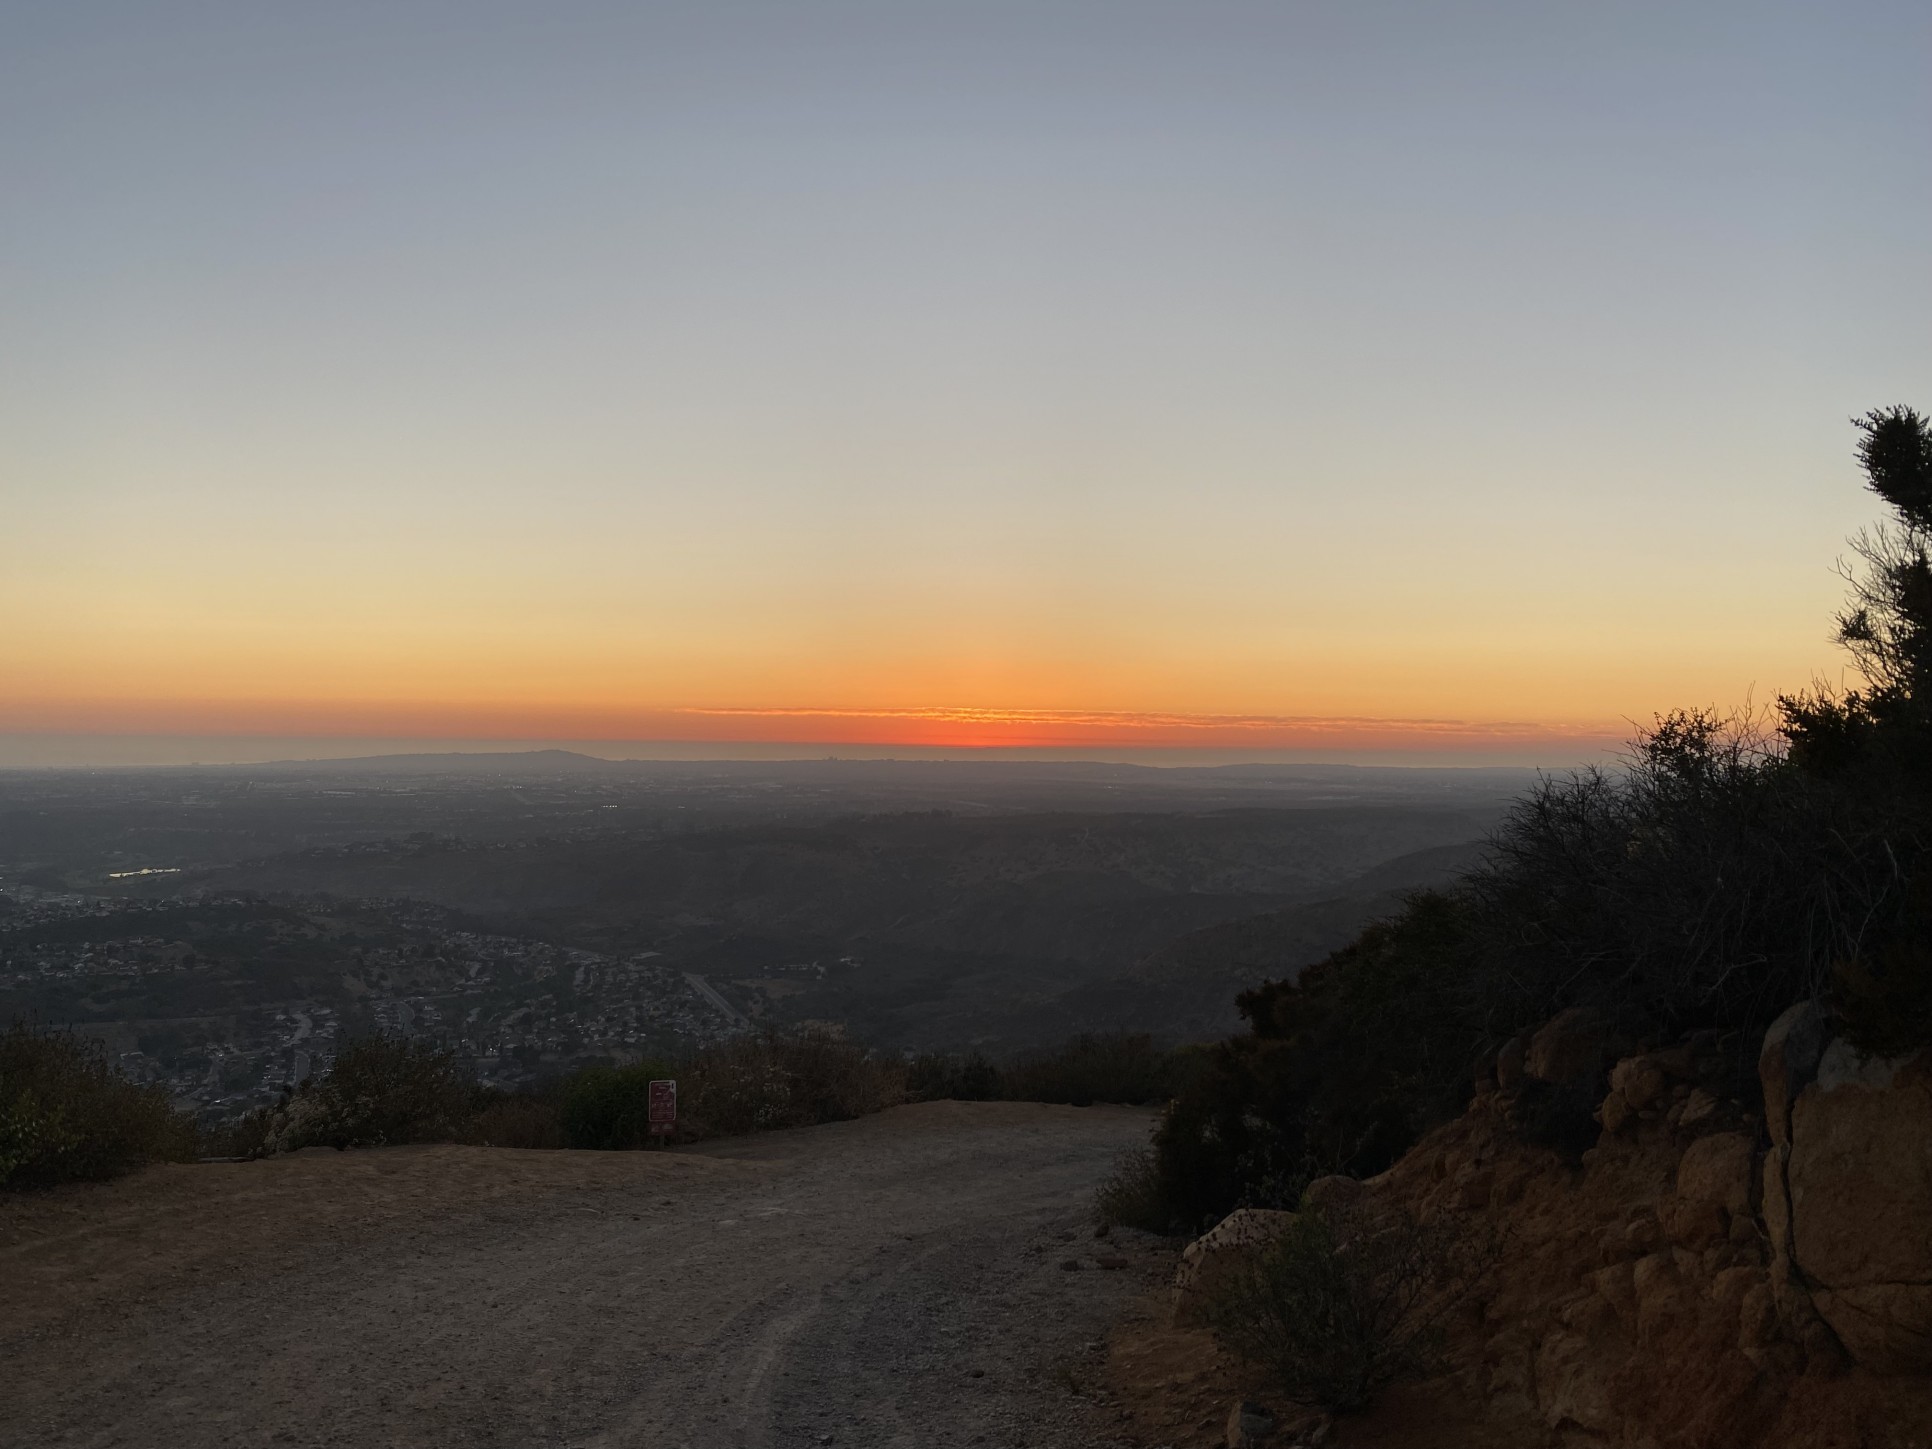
[1097,1302,1514,1449]
[0,1101,1170,1449]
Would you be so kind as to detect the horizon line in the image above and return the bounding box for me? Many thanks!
[0,730,1627,772]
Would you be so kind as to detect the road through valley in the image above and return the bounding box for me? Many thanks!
[1,1102,1162,1449]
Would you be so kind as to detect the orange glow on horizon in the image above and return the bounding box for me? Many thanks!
[0,696,1631,759]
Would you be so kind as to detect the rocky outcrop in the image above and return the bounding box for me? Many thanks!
[1525,1007,1611,1086]
[1765,1022,1932,1375]
[1161,1004,1932,1448]
[1759,1000,1828,1146]
[1299,1174,1365,1218]
[1172,1208,1295,1327]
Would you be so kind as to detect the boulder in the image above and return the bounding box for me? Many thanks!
[1677,1132,1754,1217]
[1760,1139,1785,1211]
[1590,1261,1638,1329]
[1661,1196,1728,1250]
[1172,1208,1296,1327]
[1677,1088,1721,1129]
[1785,1042,1932,1373]
[1632,1250,1683,1344]
[1759,1000,1827,1149]
[1526,1008,1608,1086]
[1600,1052,1674,1136]
[1226,1400,1278,1447]
[1598,1089,1633,1134]
[1737,1282,1780,1364]
[1495,1034,1527,1091]
[1609,1054,1670,1112]
[1535,1328,1619,1436]
[1710,1264,1760,1313]
[1300,1174,1365,1218]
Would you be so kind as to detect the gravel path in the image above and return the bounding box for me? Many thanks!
[1,1102,1164,1449]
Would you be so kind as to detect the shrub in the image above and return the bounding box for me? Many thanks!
[557,1062,673,1150]
[1148,705,1932,1227]
[911,1035,1208,1107]
[1207,1202,1484,1413]
[906,1050,1004,1101]
[225,1030,910,1158]
[1094,1145,1172,1233]
[681,1029,905,1137]
[252,1035,473,1153]
[1143,407,1932,1227]
[1000,1032,1179,1106]
[1835,935,1932,1058]
[1141,893,1476,1232]
[200,1106,275,1160]
[0,1025,198,1189]
[458,1090,566,1150]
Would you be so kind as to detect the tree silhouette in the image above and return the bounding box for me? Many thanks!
[1782,405,1932,773]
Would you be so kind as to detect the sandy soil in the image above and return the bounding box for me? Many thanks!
[0,1101,1168,1449]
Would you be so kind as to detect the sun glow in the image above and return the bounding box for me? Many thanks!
[4,4,1921,772]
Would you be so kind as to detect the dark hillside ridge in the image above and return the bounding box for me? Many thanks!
[1033,841,1490,1043]
[179,808,1501,970]
[230,751,1539,804]
[252,749,623,775]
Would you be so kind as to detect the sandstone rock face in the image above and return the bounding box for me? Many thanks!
[1495,1033,1527,1091]
[1171,1208,1295,1327]
[1784,1043,1932,1373]
[1677,1132,1755,1217]
[1163,1012,1932,1449]
[1760,1000,1828,1148]
[1610,1055,1669,1111]
[1526,1007,1607,1086]
[1535,1327,1618,1434]
[1299,1174,1364,1218]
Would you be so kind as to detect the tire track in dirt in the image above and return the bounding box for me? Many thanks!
[1,1102,1164,1449]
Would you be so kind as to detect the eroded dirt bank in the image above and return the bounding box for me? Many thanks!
[1,1101,1162,1449]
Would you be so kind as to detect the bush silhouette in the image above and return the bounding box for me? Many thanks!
[1,1025,198,1189]
[1140,405,1932,1228]
[559,1062,674,1150]
[1000,1032,1180,1106]
[1207,1201,1487,1412]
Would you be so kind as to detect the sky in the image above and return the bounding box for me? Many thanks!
[4,2,1929,766]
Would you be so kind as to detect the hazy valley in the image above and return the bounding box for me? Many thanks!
[0,755,1514,1122]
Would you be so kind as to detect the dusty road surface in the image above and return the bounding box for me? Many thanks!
[1,1102,1167,1449]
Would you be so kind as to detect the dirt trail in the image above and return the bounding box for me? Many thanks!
[1,1102,1164,1449]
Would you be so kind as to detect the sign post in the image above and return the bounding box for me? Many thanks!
[648,1079,677,1140]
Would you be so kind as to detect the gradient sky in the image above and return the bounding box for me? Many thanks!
[4,2,1930,764]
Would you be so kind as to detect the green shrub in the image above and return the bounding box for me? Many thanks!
[1000,1032,1178,1106]
[0,1025,198,1189]
[1144,407,1932,1227]
[912,1036,1208,1107]
[682,1028,904,1136]
[906,1050,1004,1101]
[1834,897,1932,1058]
[458,1090,565,1150]
[250,1035,472,1153]
[1140,893,1474,1233]
[199,1106,275,1160]
[1094,1145,1172,1233]
[227,1030,908,1158]
[1207,1203,1482,1413]
[1146,704,1932,1228]
[557,1062,673,1150]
